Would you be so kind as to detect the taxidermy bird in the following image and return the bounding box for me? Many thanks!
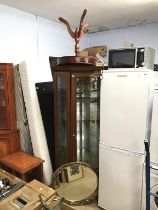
[59,9,88,56]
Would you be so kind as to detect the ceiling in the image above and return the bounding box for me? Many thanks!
[0,0,158,33]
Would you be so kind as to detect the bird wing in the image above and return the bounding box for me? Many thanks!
[58,17,75,38]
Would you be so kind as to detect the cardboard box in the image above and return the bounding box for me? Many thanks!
[78,50,88,57]
[84,46,107,57]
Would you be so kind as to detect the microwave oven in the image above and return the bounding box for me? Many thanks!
[108,47,155,69]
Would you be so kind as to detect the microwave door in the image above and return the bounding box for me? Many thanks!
[109,49,136,68]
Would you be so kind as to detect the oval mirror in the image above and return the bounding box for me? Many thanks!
[51,162,98,206]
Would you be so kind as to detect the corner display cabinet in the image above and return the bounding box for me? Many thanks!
[50,57,107,169]
[0,63,20,158]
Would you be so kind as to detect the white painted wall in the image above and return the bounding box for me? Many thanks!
[0,3,76,82]
[0,4,37,64]
[37,16,74,58]
[83,23,158,64]
[0,3,89,81]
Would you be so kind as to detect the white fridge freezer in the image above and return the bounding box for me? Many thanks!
[99,144,144,210]
[99,69,153,153]
[98,69,154,210]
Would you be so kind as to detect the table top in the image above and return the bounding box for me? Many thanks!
[0,151,44,174]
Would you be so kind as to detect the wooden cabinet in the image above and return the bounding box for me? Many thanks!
[0,63,20,158]
[50,63,106,169]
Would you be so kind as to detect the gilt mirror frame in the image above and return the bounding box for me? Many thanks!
[51,162,98,206]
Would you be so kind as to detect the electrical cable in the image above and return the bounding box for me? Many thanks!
[150,184,158,191]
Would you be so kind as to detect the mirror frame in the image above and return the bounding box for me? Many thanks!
[51,162,98,206]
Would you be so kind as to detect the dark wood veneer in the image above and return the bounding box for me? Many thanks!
[50,60,107,168]
[0,63,20,158]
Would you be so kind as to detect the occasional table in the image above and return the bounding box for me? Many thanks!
[0,151,44,182]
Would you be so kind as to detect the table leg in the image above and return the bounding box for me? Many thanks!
[21,173,27,181]
[37,164,43,182]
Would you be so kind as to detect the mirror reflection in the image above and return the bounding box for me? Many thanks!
[52,162,98,205]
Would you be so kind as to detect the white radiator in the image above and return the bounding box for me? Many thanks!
[19,58,53,185]
[13,65,32,153]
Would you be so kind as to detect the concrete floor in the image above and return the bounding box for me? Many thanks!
[75,200,102,210]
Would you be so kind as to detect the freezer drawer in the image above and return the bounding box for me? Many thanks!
[98,145,144,210]
[100,71,152,153]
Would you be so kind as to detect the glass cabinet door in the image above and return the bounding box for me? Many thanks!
[71,73,101,168]
[53,72,71,167]
[0,73,8,128]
